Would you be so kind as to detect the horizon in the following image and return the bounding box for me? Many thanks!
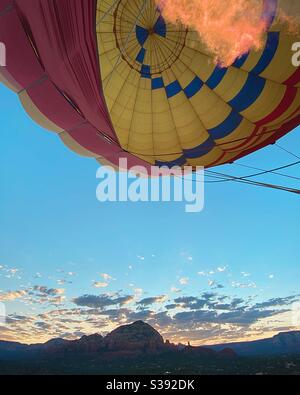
[1,319,299,348]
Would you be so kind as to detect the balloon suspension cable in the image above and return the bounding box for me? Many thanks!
[233,162,300,182]
[205,139,300,194]
[173,140,300,195]
[275,143,300,160]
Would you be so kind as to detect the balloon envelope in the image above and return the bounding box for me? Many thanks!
[1,0,300,171]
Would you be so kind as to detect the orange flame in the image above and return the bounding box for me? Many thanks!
[155,0,271,67]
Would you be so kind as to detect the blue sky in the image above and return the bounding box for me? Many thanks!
[0,82,300,345]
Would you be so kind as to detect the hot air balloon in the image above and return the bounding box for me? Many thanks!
[0,0,300,172]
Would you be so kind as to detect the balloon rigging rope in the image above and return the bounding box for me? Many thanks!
[204,170,300,195]
[233,162,300,182]
[204,160,300,185]
[275,143,300,160]
[171,142,300,195]
[205,142,300,191]
[229,159,300,182]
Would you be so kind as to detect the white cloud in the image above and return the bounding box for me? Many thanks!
[134,288,144,297]
[101,273,113,281]
[198,266,227,278]
[170,287,181,293]
[232,281,257,289]
[93,281,109,289]
[179,277,189,285]
[241,272,251,277]
[8,268,18,275]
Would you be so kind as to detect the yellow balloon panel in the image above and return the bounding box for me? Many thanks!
[96,0,300,168]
